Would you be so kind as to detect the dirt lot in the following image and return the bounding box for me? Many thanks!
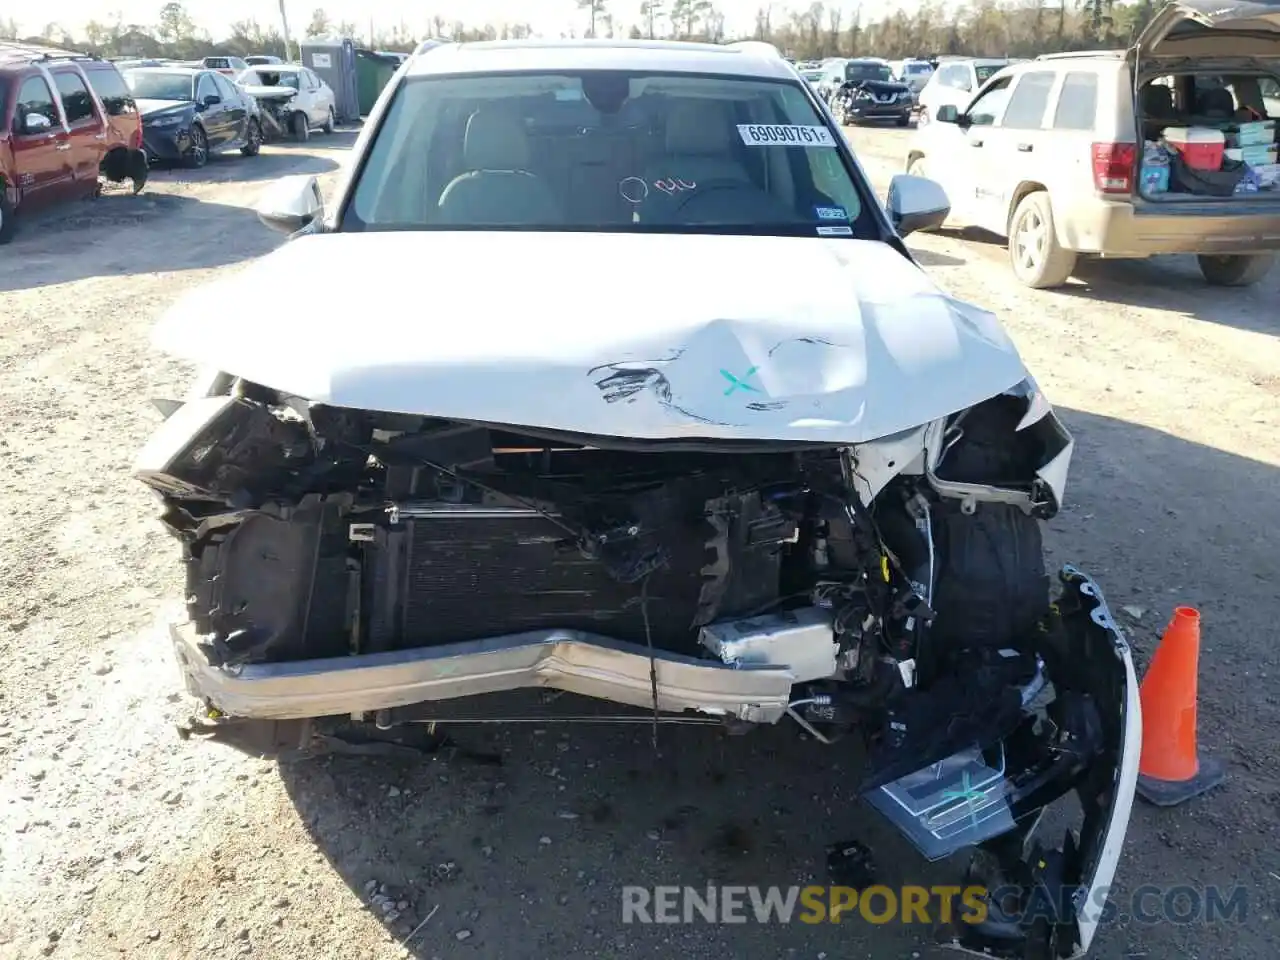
[1,126,1277,960]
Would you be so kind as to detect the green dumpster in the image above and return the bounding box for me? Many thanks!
[355,49,400,117]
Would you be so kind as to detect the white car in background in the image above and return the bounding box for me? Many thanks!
[917,57,1018,122]
[236,64,337,140]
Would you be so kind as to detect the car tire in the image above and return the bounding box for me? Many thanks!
[0,187,15,245]
[292,112,310,142]
[322,107,335,134]
[184,125,209,169]
[241,119,262,157]
[896,113,910,127]
[1197,252,1276,287]
[1008,192,1076,289]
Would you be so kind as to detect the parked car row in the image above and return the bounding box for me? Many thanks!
[0,42,339,243]
[905,2,1280,289]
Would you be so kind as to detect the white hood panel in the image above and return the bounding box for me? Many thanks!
[152,232,1029,443]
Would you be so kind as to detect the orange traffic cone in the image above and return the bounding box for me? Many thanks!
[1135,606,1225,806]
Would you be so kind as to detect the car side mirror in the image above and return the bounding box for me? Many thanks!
[256,174,324,234]
[202,94,221,107]
[886,173,950,238]
[22,113,53,134]
[934,104,961,124]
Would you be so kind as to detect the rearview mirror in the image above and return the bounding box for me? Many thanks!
[202,94,221,107]
[256,174,324,234]
[886,174,950,238]
[934,104,960,124]
[22,113,53,133]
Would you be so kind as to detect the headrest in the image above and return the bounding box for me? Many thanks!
[1141,85,1174,117]
[1196,87,1234,117]
[464,110,530,170]
[665,101,732,156]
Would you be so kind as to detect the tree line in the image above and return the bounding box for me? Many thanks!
[1,0,1159,62]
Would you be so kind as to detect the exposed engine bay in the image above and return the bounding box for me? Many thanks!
[137,377,1138,959]
[241,86,303,140]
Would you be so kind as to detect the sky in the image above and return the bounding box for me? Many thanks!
[22,0,901,42]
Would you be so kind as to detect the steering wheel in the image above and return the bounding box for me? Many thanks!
[669,177,781,221]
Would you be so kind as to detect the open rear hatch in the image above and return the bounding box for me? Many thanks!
[1132,0,1280,62]
[1130,0,1280,203]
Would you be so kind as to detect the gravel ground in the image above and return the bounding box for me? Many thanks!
[1,125,1277,960]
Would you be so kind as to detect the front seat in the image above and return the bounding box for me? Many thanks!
[1195,86,1236,120]
[1140,84,1176,139]
[646,100,753,188]
[436,110,562,225]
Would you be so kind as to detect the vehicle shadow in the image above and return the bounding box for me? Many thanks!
[149,147,342,186]
[909,247,966,268]
[1055,256,1280,337]
[931,225,1280,335]
[0,191,280,292]
[273,405,1279,960]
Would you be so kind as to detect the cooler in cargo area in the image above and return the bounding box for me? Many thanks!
[1164,127,1225,171]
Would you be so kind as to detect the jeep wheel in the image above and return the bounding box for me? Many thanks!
[1009,191,1076,289]
[1197,253,1276,287]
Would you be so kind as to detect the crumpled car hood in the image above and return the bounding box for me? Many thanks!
[151,231,1029,443]
[240,84,299,102]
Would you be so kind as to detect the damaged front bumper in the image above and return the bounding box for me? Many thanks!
[170,566,1138,959]
[885,566,1141,960]
[171,624,796,723]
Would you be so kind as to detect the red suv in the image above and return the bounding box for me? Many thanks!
[0,42,148,243]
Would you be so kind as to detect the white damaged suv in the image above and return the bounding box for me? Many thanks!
[135,39,1140,959]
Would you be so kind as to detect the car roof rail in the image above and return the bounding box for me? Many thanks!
[1035,49,1124,60]
[724,40,783,59]
[0,40,102,65]
[411,38,452,57]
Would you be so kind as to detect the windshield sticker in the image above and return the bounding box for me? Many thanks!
[815,206,848,221]
[817,225,853,236]
[737,124,836,147]
[653,177,696,195]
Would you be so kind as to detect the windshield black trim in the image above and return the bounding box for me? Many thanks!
[335,67,891,243]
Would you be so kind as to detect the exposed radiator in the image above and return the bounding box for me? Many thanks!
[363,504,712,653]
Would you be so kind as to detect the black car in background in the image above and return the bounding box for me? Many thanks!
[830,59,913,127]
[123,67,262,168]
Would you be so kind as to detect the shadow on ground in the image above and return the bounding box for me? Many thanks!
[147,134,350,186]
[269,407,1277,960]
[0,191,280,292]
[927,226,1280,336]
[1055,257,1280,337]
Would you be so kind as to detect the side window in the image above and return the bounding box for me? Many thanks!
[85,68,136,117]
[806,148,863,223]
[212,74,237,101]
[53,71,98,126]
[1053,72,1099,131]
[303,70,319,90]
[1001,71,1055,129]
[14,76,59,132]
[950,66,974,93]
[196,74,217,102]
[966,77,1013,126]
